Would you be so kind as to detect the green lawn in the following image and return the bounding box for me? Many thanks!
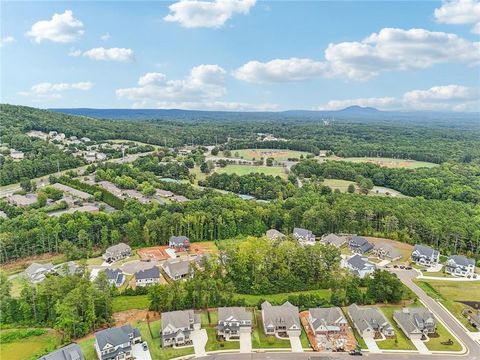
[205,327,240,352]
[416,280,479,332]
[322,179,356,192]
[77,337,96,360]
[112,295,149,312]
[216,164,287,179]
[233,149,310,161]
[376,305,416,350]
[234,289,332,307]
[0,328,61,360]
[10,276,27,298]
[337,157,438,169]
[425,320,462,351]
[251,311,290,349]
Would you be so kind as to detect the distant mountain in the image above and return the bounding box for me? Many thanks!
[338,105,381,114]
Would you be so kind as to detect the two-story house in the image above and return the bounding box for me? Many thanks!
[348,236,374,254]
[344,254,376,278]
[347,303,394,340]
[134,266,161,287]
[161,310,201,347]
[393,307,436,340]
[162,258,191,281]
[104,268,125,287]
[217,307,252,340]
[261,301,301,337]
[373,243,401,261]
[38,343,85,360]
[308,307,348,335]
[169,235,190,251]
[411,244,440,267]
[25,262,54,283]
[445,255,475,277]
[102,243,132,263]
[320,234,347,248]
[94,324,141,360]
[292,227,315,246]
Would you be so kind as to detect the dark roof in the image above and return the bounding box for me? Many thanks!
[413,244,439,258]
[293,227,313,238]
[169,235,189,245]
[135,266,160,280]
[447,255,475,267]
[95,324,135,349]
[347,254,374,271]
[349,236,374,252]
[104,268,124,285]
[38,343,85,360]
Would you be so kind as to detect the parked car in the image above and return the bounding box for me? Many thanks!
[349,349,363,356]
[142,342,148,351]
[393,265,398,268]
[405,266,412,270]
[399,265,405,269]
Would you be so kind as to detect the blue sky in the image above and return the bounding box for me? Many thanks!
[1,0,479,111]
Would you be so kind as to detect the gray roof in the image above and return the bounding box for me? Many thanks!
[169,235,189,245]
[321,234,346,247]
[38,343,85,360]
[261,301,300,330]
[348,303,393,333]
[393,307,435,334]
[163,259,190,277]
[347,254,374,271]
[266,229,286,240]
[349,236,374,252]
[104,268,125,285]
[54,262,80,276]
[374,243,401,259]
[105,242,131,256]
[447,255,475,267]
[309,307,346,330]
[162,310,195,331]
[218,307,251,323]
[135,266,160,280]
[25,262,54,277]
[413,244,439,258]
[95,324,136,349]
[293,227,313,238]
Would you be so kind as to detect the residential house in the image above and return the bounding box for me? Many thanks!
[161,310,201,347]
[162,258,191,281]
[308,307,348,335]
[169,235,190,251]
[123,189,149,204]
[266,229,286,241]
[373,243,401,261]
[393,307,436,340]
[10,149,24,160]
[7,194,38,206]
[217,307,252,340]
[261,301,301,337]
[320,234,347,248]
[467,312,480,329]
[411,244,440,267]
[171,195,190,203]
[25,262,54,283]
[53,261,82,277]
[344,254,376,278]
[38,343,85,360]
[156,189,174,198]
[103,243,132,263]
[348,236,374,254]
[292,227,316,246]
[105,269,125,287]
[135,266,161,287]
[445,255,475,277]
[94,324,141,360]
[347,303,394,339]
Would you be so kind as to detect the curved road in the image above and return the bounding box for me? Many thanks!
[199,269,480,360]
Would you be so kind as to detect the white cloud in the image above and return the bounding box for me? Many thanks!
[434,0,480,34]
[20,81,93,101]
[317,85,479,111]
[100,33,110,41]
[68,48,82,57]
[116,65,226,101]
[234,28,480,82]
[26,10,84,43]
[133,100,279,111]
[0,36,15,47]
[164,0,256,28]
[233,58,329,83]
[82,47,134,62]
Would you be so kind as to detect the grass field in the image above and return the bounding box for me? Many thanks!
[234,289,332,307]
[416,280,479,331]
[336,157,438,169]
[233,149,310,161]
[215,164,287,179]
[0,328,61,360]
[112,295,149,312]
[321,179,404,197]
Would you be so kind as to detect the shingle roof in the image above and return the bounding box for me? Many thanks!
[218,307,251,323]
[104,242,131,257]
[261,301,300,330]
[104,268,124,285]
[348,303,393,333]
[95,324,135,349]
[309,307,346,331]
[135,266,160,280]
[349,236,374,252]
[447,255,475,267]
[163,259,190,277]
[374,243,401,259]
[266,229,286,240]
[413,244,438,258]
[169,235,189,245]
[162,310,195,331]
[347,254,374,271]
[25,262,54,277]
[293,227,313,238]
[321,234,346,247]
[38,343,85,360]
[393,307,435,334]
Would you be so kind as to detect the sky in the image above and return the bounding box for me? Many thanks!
[1,0,479,112]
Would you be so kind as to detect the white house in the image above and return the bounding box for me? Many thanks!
[94,324,141,360]
[161,310,201,347]
[347,303,394,339]
[135,266,161,287]
[217,307,252,340]
[261,301,301,337]
[445,255,475,277]
[292,227,315,246]
[344,254,376,278]
[411,244,440,267]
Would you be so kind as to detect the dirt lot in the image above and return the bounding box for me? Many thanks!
[189,241,218,255]
[113,309,159,326]
[138,246,173,261]
[364,236,413,263]
[0,253,66,275]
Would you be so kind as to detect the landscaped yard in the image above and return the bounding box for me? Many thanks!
[376,305,416,350]
[425,320,462,351]
[416,280,479,332]
[0,328,61,360]
[112,295,149,312]
[215,164,287,179]
[232,149,310,161]
[234,289,332,307]
[334,156,439,169]
[251,311,291,349]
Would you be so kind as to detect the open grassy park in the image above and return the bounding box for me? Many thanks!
[232,149,310,161]
[335,156,439,169]
[216,164,288,179]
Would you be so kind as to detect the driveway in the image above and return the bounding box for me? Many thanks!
[289,335,303,352]
[364,338,380,353]
[191,329,207,357]
[239,332,252,353]
[132,343,152,360]
[412,339,431,354]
